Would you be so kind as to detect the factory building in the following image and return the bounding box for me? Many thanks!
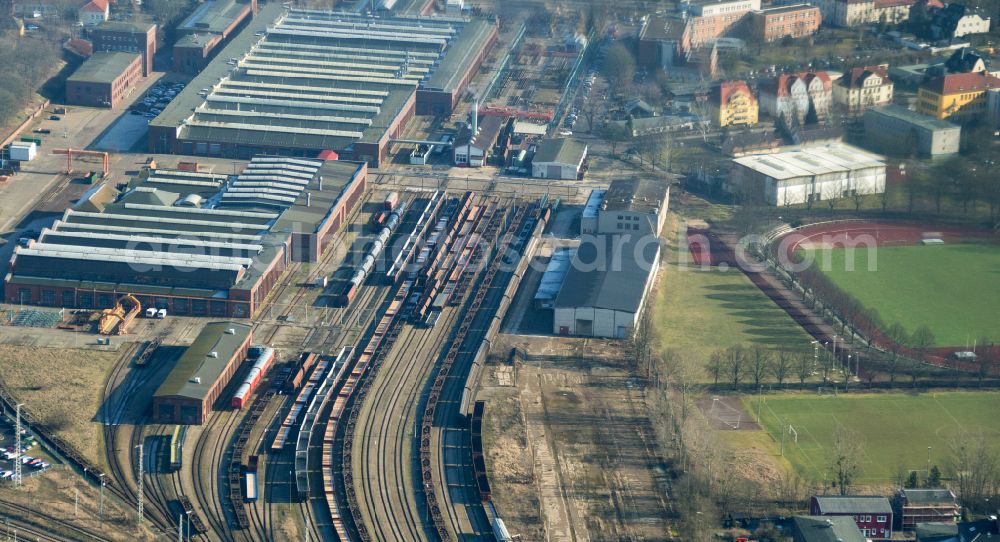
[65,51,144,108]
[90,21,158,76]
[581,179,670,236]
[553,234,661,339]
[4,157,366,318]
[152,322,252,425]
[172,0,257,74]
[148,5,498,166]
[730,144,886,206]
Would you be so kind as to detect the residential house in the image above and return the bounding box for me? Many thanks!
[930,3,990,40]
[759,71,833,123]
[750,4,822,42]
[810,495,894,539]
[945,47,988,74]
[834,65,894,115]
[894,488,961,531]
[79,0,108,26]
[917,71,1000,121]
[792,516,867,542]
[709,80,759,127]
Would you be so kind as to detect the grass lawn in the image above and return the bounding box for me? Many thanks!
[812,244,1000,346]
[746,391,1000,483]
[653,262,814,371]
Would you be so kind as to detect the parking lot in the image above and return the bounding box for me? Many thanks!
[0,418,52,482]
[129,80,186,119]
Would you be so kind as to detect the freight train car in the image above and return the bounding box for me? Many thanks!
[338,200,408,305]
[231,347,276,409]
[244,471,258,503]
[383,191,399,211]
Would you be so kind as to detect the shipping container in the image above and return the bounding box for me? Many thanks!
[9,142,36,162]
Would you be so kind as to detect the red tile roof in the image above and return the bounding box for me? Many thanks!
[841,65,890,88]
[711,80,754,105]
[923,72,1000,94]
[81,0,109,12]
[763,71,832,97]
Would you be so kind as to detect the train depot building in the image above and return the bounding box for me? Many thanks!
[152,321,252,424]
[148,4,498,166]
[4,157,366,318]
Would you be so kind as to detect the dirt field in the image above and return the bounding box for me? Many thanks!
[482,335,672,542]
[0,344,123,468]
[0,467,156,541]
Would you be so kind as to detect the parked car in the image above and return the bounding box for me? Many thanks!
[49,115,60,121]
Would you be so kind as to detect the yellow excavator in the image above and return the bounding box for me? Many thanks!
[97,294,141,336]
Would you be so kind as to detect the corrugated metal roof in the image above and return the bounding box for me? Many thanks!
[733,144,884,180]
[534,248,575,302]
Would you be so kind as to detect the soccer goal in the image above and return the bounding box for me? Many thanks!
[817,385,838,397]
[788,425,798,443]
[709,396,742,430]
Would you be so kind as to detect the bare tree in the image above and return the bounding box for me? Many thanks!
[725,345,748,388]
[885,323,910,385]
[707,349,725,385]
[771,349,793,386]
[831,426,864,495]
[602,42,636,90]
[948,434,1000,513]
[795,352,812,384]
[910,325,935,363]
[748,347,772,387]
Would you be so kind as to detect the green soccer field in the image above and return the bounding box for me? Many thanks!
[746,392,1000,483]
[810,243,1000,346]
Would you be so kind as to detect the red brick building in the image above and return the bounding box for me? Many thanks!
[172,0,256,74]
[750,4,821,42]
[90,20,157,76]
[810,496,893,539]
[65,51,143,108]
[152,322,252,425]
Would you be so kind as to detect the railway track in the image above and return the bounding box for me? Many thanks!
[346,196,504,541]
[0,500,116,542]
[189,409,241,542]
[99,343,177,533]
[422,203,541,541]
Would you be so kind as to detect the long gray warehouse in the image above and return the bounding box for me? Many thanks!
[5,157,366,318]
[148,4,498,166]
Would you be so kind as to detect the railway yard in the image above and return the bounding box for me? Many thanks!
[0,0,679,540]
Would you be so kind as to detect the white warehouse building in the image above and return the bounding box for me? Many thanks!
[553,234,660,339]
[531,138,588,180]
[730,144,886,207]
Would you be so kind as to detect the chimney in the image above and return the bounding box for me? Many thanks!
[318,175,323,190]
[306,192,312,207]
[472,97,479,136]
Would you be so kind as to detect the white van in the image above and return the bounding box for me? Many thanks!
[156,308,167,319]
[146,307,157,318]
